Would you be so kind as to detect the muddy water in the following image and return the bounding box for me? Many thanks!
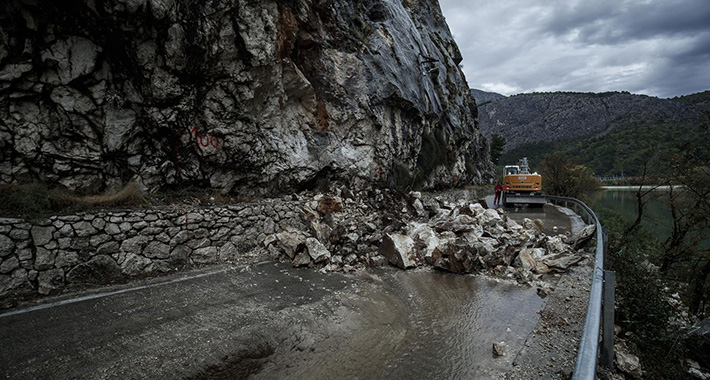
[255,268,545,379]
[251,199,582,379]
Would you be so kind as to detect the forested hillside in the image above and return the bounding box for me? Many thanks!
[480,91,710,176]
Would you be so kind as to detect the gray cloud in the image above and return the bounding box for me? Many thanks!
[439,0,710,98]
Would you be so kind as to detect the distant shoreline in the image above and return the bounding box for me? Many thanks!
[600,185,676,190]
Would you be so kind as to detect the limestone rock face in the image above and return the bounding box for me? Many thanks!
[0,0,493,194]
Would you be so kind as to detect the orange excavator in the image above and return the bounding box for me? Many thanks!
[502,157,545,207]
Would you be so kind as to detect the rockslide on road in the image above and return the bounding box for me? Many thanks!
[1,202,592,379]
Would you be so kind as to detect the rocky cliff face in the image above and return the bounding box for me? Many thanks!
[478,91,707,151]
[0,0,493,195]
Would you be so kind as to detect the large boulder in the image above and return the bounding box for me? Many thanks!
[379,233,416,270]
[66,255,123,284]
[430,239,485,274]
[574,224,596,249]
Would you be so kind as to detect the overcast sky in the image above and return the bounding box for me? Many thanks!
[438,0,710,98]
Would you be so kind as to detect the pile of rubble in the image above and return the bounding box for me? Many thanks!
[265,190,596,283]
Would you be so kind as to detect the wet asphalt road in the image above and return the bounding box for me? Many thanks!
[1,262,546,380]
[0,262,357,379]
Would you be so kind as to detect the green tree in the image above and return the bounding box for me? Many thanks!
[489,133,506,165]
[538,153,599,198]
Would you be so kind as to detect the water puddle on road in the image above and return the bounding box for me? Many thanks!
[253,268,546,379]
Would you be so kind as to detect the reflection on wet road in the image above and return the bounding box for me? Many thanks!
[256,268,546,380]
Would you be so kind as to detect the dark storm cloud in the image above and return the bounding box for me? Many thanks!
[545,0,710,44]
[439,0,710,98]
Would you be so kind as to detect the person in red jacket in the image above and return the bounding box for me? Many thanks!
[494,182,504,205]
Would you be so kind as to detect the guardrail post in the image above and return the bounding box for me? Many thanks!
[602,226,609,267]
[600,270,616,368]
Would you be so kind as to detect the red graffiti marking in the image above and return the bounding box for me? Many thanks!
[190,128,222,150]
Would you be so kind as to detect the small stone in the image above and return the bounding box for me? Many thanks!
[120,253,151,276]
[97,241,120,256]
[55,250,81,268]
[144,241,170,259]
[306,238,331,263]
[35,247,56,270]
[169,245,190,265]
[218,242,238,261]
[192,247,218,264]
[37,268,65,295]
[91,218,107,230]
[90,234,111,247]
[120,235,149,253]
[0,234,15,257]
[493,342,506,356]
[0,256,20,274]
[73,221,98,237]
[31,226,55,246]
[292,251,311,267]
[316,197,343,214]
[9,228,30,240]
[105,223,121,235]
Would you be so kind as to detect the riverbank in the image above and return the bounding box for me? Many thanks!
[600,185,677,190]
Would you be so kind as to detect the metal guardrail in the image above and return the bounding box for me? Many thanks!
[546,196,613,380]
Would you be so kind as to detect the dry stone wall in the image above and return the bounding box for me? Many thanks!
[0,199,309,296]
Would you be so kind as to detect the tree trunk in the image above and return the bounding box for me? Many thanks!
[690,260,710,316]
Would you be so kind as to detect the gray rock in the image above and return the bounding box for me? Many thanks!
[218,242,238,261]
[37,268,65,295]
[0,235,14,257]
[91,218,107,230]
[16,248,33,261]
[120,235,149,253]
[614,345,642,378]
[192,247,218,264]
[57,224,74,237]
[169,245,191,265]
[90,234,111,247]
[574,224,596,250]
[66,255,122,284]
[379,233,415,270]
[147,260,172,273]
[143,241,170,259]
[35,247,56,270]
[120,253,151,276]
[274,229,307,259]
[55,250,81,268]
[41,36,99,84]
[31,226,55,246]
[73,221,98,237]
[305,238,331,263]
[1,0,493,194]
[0,256,20,274]
[105,223,121,235]
[9,228,30,240]
[97,241,120,256]
[292,251,311,268]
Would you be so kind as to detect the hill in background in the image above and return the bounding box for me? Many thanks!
[470,89,506,106]
[477,91,710,177]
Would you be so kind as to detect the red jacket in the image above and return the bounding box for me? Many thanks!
[494,184,504,193]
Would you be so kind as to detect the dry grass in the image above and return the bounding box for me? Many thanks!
[78,181,146,208]
[0,181,147,220]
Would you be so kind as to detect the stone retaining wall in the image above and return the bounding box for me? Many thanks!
[0,199,308,296]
